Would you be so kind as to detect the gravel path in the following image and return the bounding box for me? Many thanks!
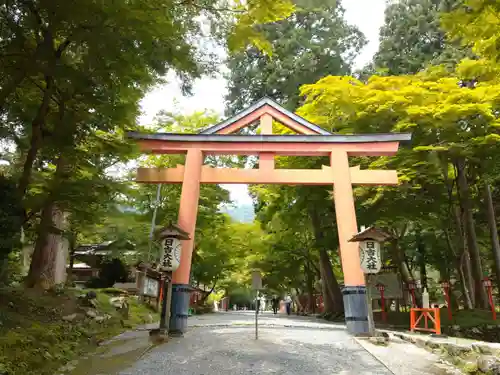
[69,312,460,375]
[356,335,462,375]
[119,325,391,375]
[118,312,390,375]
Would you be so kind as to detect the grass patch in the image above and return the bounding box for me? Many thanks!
[0,287,155,375]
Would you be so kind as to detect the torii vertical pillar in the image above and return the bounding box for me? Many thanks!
[331,150,369,335]
[169,148,203,335]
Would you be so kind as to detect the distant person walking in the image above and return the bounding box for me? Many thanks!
[271,295,279,315]
[284,295,292,316]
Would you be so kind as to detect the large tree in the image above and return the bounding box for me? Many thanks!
[225,0,365,113]
[0,0,298,288]
[441,0,500,63]
[371,0,470,76]
[298,58,500,308]
[223,0,366,317]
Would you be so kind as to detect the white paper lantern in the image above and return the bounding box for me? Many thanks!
[359,240,382,274]
[159,237,182,272]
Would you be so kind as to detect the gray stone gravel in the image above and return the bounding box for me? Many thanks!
[112,312,461,375]
[356,336,463,375]
[119,312,392,375]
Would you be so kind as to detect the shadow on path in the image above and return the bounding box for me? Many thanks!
[67,312,450,375]
[119,326,391,375]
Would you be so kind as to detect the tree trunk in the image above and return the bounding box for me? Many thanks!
[25,154,69,289]
[319,248,344,313]
[389,238,414,285]
[293,288,303,314]
[17,28,72,202]
[308,207,344,313]
[484,183,500,291]
[416,229,428,290]
[460,210,476,308]
[305,262,315,313]
[200,281,217,303]
[444,226,474,309]
[26,203,67,288]
[461,252,474,309]
[17,75,55,199]
[451,202,474,308]
[455,158,488,308]
[319,258,334,313]
[389,238,422,306]
[439,153,474,309]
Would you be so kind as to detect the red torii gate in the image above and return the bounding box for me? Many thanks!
[129,97,411,335]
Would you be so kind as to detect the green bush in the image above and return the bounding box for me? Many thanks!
[0,176,23,285]
[192,303,214,315]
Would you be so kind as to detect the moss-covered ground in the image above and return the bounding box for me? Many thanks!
[0,287,155,375]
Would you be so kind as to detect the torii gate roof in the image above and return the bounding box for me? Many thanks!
[127,132,411,144]
[199,97,332,135]
[128,97,412,157]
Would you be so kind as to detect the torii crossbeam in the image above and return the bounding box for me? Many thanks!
[128,97,411,336]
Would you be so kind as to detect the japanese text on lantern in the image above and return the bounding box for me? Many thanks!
[366,241,377,270]
[360,240,381,274]
[163,238,173,269]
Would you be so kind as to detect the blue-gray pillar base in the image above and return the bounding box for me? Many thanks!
[169,284,191,336]
[342,285,369,335]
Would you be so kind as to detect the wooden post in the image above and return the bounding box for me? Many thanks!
[165,272,173,330]
[410,309,416,332]
[365,275,375,335]
[434,308,442,335]
[159,277,168,332]
[483,277,497,321]
[157,277,163,311]
[255,290,259,340]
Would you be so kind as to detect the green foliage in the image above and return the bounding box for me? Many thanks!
[0,0,301,287]
[0,176,23,284]
[71,112,242,298]
[192,219,270,298]
[441,0,500,62]
[372,0,471,75]
[223,1,366,308]
[297,58,500,298]
[227,287,254,307]
[225,0,365,112]
[227,0,297,54]
[0,176,22,261]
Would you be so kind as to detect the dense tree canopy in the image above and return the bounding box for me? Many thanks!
[371,0,467,75]
[1,0,500,319]
[224,0,500,315]
[225,0,365,113]
[441,0,500,63]
[0,0,298,288]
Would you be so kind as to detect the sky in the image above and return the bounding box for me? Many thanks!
[138,0,388,206]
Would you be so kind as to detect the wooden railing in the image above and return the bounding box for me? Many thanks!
[410,308,441,335]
